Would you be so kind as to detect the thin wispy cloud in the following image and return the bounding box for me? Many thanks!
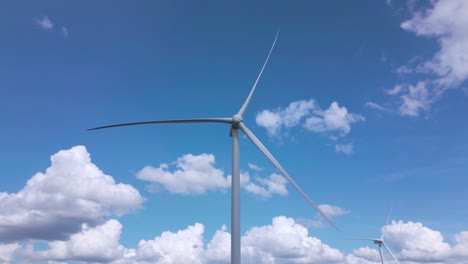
[35,16,69,37]
[248,162,263,171]
[335,144,353,154]
[364,101,394,113]
[36,16,54,30]
[371,0,468,117]
[61,26,69,37]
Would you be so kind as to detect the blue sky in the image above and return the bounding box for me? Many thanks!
[1,0,468,263]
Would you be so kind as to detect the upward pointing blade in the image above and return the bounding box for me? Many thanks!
[88,118,233,131]
[238,29,279,116]
[382,208,393,240]
[382,241,401,264]
[239,122,337,230]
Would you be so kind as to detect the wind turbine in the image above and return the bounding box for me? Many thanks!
[89,30,336,264]
[355,211,400,264]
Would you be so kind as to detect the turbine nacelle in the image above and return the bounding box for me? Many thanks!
[232,114,243,128]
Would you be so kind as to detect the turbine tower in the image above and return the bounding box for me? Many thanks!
[356,211,400,264]
[89,30,336,264]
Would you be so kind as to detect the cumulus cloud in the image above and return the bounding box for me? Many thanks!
[0,146,144,243]
[121,216,343,263]
[345,247,380,264]
[36,16,54,30]
[304,102,365,136]
[33,219,127,263]
[242,216,344,263]
[137,153,289,199]
[383,220,452,262]
[348,220,468,263]
[204,225,231,263]
[137,153,230,195]
[256,99,317,136]
[135,223,205,263]
[6,216,468,263]
[256,99,364,137]
[20,216,344,263]
[245,173,288,198]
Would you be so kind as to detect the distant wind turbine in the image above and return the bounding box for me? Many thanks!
[355,210,400,264]
[89,30,336,264]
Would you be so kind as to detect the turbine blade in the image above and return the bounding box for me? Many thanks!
[88,118,233,131]
[238,29,279,116]
[382,207,393,240]
[383,242,401,264]
[351,238,379,241]
[239,123,337,230]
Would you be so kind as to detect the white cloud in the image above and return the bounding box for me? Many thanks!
[398,81,435,116]
[0,243,20,263]
[386,84,404,95]
[135,223,205,263]
[365,102,394,113]
[119,216,343,264]
[245,173,288,198]
[256,99,317,136]
[401,0,468,87]
[383,220,451,262]
[137,153,230,195]
[6,215,468,264]
[373,0,468,117]
[304,102,365,136]
[0,146,144,243]
[256,110,283,136]
[137,154,288,199]
[350,220,468,263]
[248,162,263,171]
[335,144,353,154]
[345,247,380,264]
[33,219,127,263]
[36,16,54,30]
[204,225,231,263]
[318,204,350,218]
[256,99,364,137]
[242,216,344,263]
[372,82,437,117]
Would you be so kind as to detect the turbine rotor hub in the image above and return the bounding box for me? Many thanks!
[232,114,243,128]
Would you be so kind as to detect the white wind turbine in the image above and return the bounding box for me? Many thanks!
[89,31,336,264]
[356,211,400,264]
